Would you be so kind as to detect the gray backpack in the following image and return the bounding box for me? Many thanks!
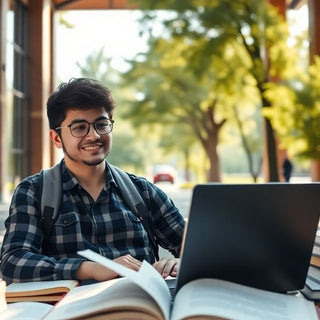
[39,162,159,260]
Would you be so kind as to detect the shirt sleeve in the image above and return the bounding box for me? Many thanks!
[0,175,85,284]
[129,175,186,257]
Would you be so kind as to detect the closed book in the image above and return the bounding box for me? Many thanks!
[301,277,320,301]
[307,265,320,285]
[311,233,320,267]
[6,280,78,303]
[310,255,320,268]
[312,245,320,257]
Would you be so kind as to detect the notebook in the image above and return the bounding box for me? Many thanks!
[174,183,320,294]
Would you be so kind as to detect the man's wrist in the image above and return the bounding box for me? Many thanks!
[76,261,95,280]
[76,260,118,281]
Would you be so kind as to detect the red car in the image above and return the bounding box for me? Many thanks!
[152,165,176,184]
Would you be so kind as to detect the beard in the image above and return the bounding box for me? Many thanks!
[61,141,110,167]
[82,157,107,166]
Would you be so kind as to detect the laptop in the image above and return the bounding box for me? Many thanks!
[173,183,320,294]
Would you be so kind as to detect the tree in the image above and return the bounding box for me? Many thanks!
[265,56,320,161]
[122,36,248,181]
[122,17,269,181]
[76,48,120,85]
[230,103,263,182]
[133,0,297,181]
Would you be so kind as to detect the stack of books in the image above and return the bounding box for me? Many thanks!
[0,280,77,319]
[301,229,320,302]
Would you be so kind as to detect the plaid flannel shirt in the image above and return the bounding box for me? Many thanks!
[0,160,185,284]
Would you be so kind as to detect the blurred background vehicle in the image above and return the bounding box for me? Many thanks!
[152,164,177,184]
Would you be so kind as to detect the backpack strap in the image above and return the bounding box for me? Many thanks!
[109,164,159,261]
[39,162,62,251]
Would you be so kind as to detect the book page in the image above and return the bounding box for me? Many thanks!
[1,302,53,320]
[6,280,78,297]
[171,279,318,320]
[77,249,171,319]
[0,280,7,314]
[45,278,164,320]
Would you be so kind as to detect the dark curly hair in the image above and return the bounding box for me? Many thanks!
[47,78,116,130]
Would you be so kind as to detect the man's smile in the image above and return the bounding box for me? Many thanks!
[81,143,103,151]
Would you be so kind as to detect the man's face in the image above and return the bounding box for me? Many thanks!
[50,107,113,167]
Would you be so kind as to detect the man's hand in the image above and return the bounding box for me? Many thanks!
[76,254,142,281]
[153,257,180,278]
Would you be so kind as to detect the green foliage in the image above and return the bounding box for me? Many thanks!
[121,36,232,181]
[73,1,306,180]
[107,132,146,172]
[57,12,75,29]
[265,56,320,160]
[122,0,294,181]
[76,48,120,85]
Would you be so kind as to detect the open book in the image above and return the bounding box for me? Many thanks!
[5,280,78,303]
[1,249,318,319]
[6,249,312,320]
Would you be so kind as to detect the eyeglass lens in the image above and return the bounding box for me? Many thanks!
[70,119,113,137]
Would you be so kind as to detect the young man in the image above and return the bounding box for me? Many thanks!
[0,78,185,284]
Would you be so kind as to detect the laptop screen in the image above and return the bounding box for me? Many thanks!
[175,183,320,294]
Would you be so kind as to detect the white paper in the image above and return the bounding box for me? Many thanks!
[77,249,171,319]
[1,302,52,320]
[171,279,318,320]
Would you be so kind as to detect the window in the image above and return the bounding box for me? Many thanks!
[6,0,29,188]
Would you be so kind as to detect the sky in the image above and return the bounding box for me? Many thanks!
[55,10,148,82]
[287,5,308,40]
[54,6,309,83]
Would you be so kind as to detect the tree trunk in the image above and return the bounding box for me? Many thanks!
[204,132,221,182]
[232,105,262,182]
[263,116,279,182]
[189,100,225,183]
[207,147,220,182]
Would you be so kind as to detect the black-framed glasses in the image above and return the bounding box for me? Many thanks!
[55,117,114,138]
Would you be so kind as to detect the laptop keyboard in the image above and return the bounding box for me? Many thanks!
[166,278,177,300]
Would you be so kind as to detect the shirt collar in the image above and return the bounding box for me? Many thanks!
[105,161,118,188]
[61,159,117,191]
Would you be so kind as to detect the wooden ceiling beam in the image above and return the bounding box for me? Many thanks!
[53,0,306,11]
[53,0,136,10]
